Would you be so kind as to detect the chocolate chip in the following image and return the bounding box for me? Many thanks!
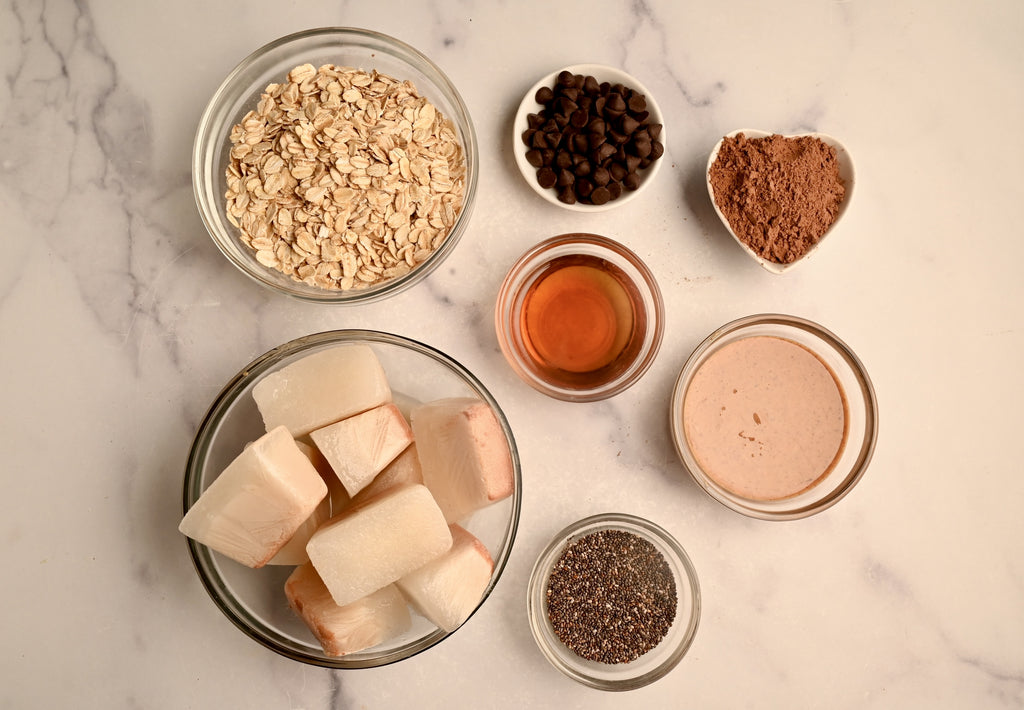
[523,70,664,205]
[537,167,557,188]
[590,186,611,205]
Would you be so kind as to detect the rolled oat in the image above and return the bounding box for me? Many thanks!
[225,63,467,291]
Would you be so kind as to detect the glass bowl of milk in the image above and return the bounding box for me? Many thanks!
[669,314,878,520]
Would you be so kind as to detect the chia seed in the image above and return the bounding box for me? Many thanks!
[545,528,677,664]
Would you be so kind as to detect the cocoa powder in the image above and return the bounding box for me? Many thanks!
[708,133,845,264]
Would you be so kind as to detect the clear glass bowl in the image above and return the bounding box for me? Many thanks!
[192,27,479,303]
[495,233,665,402]
[182,330,521,667]
[670,314,878,520]
[527,513,701,691]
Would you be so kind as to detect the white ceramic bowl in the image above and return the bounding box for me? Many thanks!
[706,129,855,274]
[513,64,666,212]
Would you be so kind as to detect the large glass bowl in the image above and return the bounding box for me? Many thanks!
[182,330,521,667]
[192,28,479,303]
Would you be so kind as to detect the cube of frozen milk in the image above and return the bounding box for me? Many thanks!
[349,442,424,508]
[306,484,452,608]
[267,441,347,566]
[397,524,494,632]
[179,426,328,568]
[251,344,391,438]
[309,403,414,497]
[285,563,411,657]
[411,398,515,523]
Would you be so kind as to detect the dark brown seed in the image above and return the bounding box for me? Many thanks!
[545,530,677,665]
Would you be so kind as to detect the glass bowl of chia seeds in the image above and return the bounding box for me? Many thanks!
[526,513,700,691]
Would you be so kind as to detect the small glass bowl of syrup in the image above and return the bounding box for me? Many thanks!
[495,233,664,402]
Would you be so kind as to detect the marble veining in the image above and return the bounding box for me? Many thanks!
[2,0,1023,708]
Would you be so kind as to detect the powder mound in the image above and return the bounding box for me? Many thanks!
[708,133,846,264]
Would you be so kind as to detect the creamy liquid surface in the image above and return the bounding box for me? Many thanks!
[682,335,848,501]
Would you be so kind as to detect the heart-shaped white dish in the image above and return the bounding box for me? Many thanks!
[706,129,855,274]
[513,64,666,212]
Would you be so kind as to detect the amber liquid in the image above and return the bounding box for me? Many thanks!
[519,254,645,389]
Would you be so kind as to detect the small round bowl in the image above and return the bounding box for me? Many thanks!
[193,28,479,303]
[495,233,665,402]
[182,330,521,667]
[513,64,666,212]
[706,129,855,274]
[670,314,878,520]
[527,513,701,691]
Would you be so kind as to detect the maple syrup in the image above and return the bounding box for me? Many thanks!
[519,254,646,389]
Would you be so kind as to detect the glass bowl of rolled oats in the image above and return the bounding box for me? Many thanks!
[193,28,478,303]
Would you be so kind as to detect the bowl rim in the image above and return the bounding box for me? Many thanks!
[526,512,701,690]
[191,27,480,303]
[494,232,665,402]
[669,313,879,520]
[513,63,666,212]
[182,329,522,667]
[706,129,855,274]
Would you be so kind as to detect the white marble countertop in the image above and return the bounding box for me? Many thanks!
[3,0,1023,707]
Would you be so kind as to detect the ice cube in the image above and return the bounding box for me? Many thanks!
[397,524,494,632]
[252,344,391,438]
[179,426,328,568]
[306,483,452,607]
[285,563,411,657]
[310,403,413,497]
[411,398,515,523]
